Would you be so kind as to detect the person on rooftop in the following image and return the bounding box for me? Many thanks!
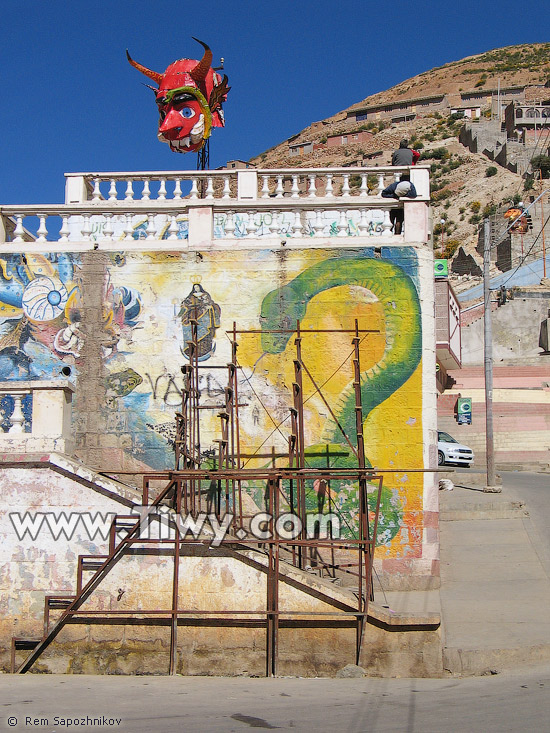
[391,139,420,166]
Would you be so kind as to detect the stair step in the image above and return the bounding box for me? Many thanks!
[113,514,139,524]
[80,555,108,570]
[77,555,108,592]
[13,638,40,650]
[45,595,75,609]
[44,596,76,635]
[11,638,41,673]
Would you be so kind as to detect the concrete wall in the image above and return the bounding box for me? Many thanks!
[0,243,438,579]
[0,460,442,677]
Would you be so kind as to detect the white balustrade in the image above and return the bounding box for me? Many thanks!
[0,381,75,454]
[0,166,429,247]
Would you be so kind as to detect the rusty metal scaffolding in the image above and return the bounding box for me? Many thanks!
[13,319,384,676]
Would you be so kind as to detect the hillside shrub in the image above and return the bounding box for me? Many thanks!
[482,203,498,217]
[420,147,450,161]
[432,188,452,202]
[485,166,498,178]
[469,201,481,213]
[441,238,460,259]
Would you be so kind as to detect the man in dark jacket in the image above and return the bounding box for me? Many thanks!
[391,139,420,166]
[381,175,417,234]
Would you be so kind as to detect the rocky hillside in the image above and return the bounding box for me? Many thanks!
[250,43,550,279]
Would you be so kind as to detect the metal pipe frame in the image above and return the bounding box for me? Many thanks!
[14,323,389,676]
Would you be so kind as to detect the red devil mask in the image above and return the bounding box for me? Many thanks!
[127,38,229,154]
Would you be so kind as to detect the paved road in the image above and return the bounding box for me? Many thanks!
[455,468,550,562]
[1,667,550,733]
[500,471,550,545]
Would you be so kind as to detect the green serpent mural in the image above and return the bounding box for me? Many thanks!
[259,254,422,543]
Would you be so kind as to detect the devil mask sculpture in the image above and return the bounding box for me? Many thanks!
[127,38,229,154]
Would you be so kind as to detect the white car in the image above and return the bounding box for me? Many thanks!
[438,431,474,467]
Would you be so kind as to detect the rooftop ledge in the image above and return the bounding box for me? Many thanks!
[0,166,431,247]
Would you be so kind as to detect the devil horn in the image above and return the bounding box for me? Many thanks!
[189,37,213,84]
[126,50,163,86]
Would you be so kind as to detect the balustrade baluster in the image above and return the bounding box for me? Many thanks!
[81,214,91,241]
[341,174,351,198]
[9,394,25,433]
[13,216,25,243]
[173,179,182,200]
[261,176,270,199]
[394,172,400,183]
[382,210,393,235]
[325,174,334,198]
[158,179,167,201]
[225,212,236,238]
[292,210,303,237]
[275,176,284,198]
[291,175,300,199]
[142,180,151,202]
[308,175,317,198]
[108,179,117,202]
[124,214,134,240]
[189,177,199,199]
[337,210,348,237]
[205,177,214,199]
[92,178,102,202]
[36,216,48,243]
[377,174,385,196]
[313,210,324,237]
[222,177,231,199]
[103,213,114,241]
[358,208,369,236]
[146,214,156,240]
[360,174,369,197]
[269,211,279,237]
[124,179,135,202]
[59,215,70,243]
[167,215,179,240]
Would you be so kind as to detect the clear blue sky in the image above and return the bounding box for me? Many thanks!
[1,0,548,204]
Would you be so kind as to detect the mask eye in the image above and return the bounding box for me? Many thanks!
[179,106,195,119]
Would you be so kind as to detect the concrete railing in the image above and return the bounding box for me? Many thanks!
[0,380,74,455]
[0,166,431,248]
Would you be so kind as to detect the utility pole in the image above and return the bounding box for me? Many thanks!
[483,218,501,492]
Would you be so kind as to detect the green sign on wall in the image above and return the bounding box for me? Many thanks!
[457,397,472,425]
[434,259,448,278]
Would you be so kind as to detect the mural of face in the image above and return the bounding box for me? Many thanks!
[127,38,230,154]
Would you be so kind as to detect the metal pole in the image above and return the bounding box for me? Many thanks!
[540,171,546,279]
[483,218,500,492]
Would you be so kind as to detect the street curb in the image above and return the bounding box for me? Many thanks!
[443,643,550,677]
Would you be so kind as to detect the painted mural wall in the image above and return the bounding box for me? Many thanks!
[0,246,425,560]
